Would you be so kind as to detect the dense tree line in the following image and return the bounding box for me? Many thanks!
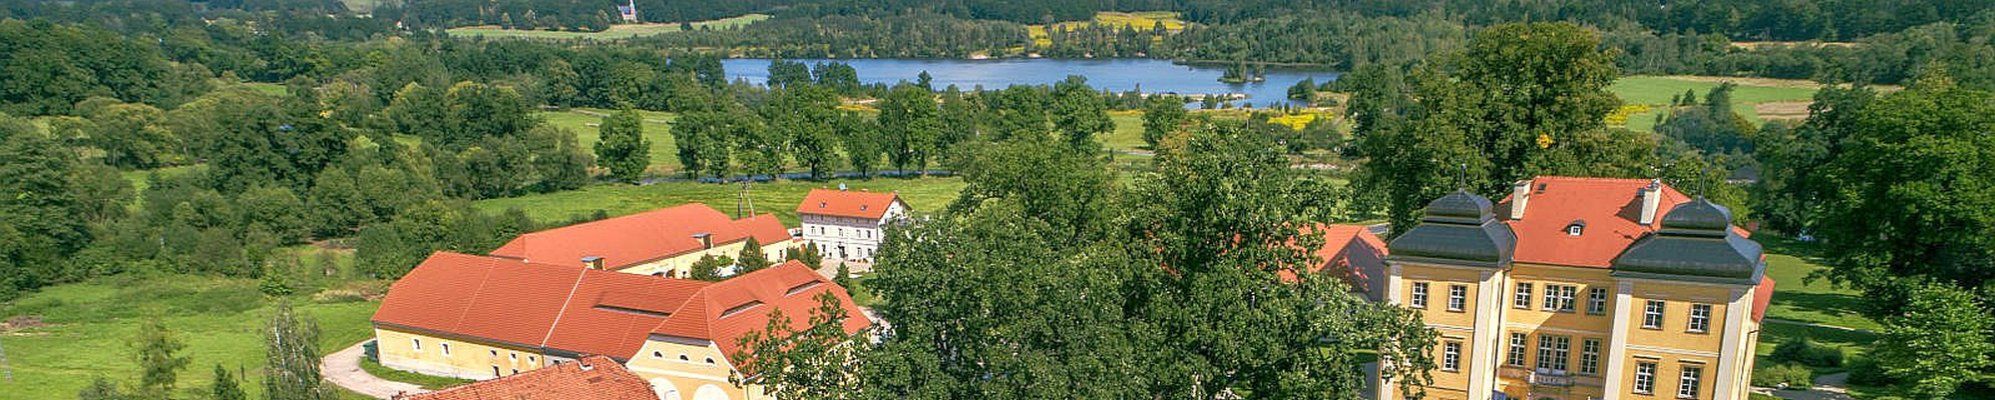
[1751,70,1995,397]
[735,114,1433,399]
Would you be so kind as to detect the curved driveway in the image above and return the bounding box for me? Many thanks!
[323,341,431,399]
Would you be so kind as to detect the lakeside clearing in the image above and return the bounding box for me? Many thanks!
[446,14,769,40]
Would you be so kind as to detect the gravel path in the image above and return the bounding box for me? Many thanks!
[323,341,429,399]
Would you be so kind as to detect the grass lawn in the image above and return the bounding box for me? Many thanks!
[473,176,967,226]
[540,108,681,173]
[0,273,382,400]
[447,14,769,40]
[1103,110,1147,153]
[359,357,471,389]
[1606,76,1820,131]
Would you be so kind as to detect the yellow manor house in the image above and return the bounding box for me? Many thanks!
[1378,177,1774,400]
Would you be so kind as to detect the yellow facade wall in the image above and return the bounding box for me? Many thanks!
[375,328,550,380]
[1400,263,1490,395]
[625,337,773,400]
[618,239,798,278]
[1625,281,1734,354]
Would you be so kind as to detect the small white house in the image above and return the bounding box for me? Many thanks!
[795,188,908,262]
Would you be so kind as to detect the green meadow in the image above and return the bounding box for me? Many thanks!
[1607,76,1821,131]
[0,249,381,400]
[473,176,967,225]
[540,108,682,173]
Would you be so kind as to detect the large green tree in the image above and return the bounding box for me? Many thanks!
[1140,96,1188,149]
[1049,76,1113,148]
[1869,284,1994,399]
[749,120,1434,399]
[594,108,649,183]
[1350,22,1653,235]
[877,84,940,174]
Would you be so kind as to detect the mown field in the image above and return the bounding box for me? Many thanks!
[1028,11,1185,47]
[540,108,681,173]
[1606,75,1822,131]
[0,248,381,400]
[446,14,769,40]
[473,176,967,225]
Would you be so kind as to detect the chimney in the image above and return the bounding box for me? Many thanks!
[1509,180,1532,220]
[581,256,604,270]
[1639,179,1663,226]
[693,233,713,249]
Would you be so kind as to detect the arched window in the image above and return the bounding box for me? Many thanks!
[650,378,683,400]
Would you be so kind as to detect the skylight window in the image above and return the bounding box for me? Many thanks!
[719,301,764,318]
[785,281,824,296]
[1566,220,1586,236]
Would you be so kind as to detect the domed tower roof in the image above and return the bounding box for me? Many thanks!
[1612,198,1764,285]
[1386,190,1516,268]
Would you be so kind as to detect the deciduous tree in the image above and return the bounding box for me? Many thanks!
[595,108,649,183]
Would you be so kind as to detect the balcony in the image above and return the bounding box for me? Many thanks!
[1499,366,1605,388]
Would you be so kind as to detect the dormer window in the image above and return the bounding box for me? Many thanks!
[1566,220,1586,236]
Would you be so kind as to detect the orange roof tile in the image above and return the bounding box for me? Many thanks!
[373,254,872,369]
[371,252,711,359]
[1752,276,1775,323]
[651,260,873,367]
[1495,177,1693,268]
[796,189,904,219]
[1308,224,1389,287]
[397,356,658,400]
[490,204,792,270]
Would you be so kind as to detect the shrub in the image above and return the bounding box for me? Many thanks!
[1846,356,1896,387]
[1771,337,1844,367]
[1753,363,1813,389]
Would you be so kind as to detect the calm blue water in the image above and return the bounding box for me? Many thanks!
[720,58,1340,108]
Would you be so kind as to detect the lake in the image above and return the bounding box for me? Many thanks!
[721,58,1340,108]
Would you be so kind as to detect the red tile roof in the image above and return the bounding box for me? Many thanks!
[1752,276,1775,323]
[373,254,871,368]
[796,189,904,220]
[371,252,710,359]
[1309,224,1389,292]
[397,355,658,400]
[652,260,873,368]
[490,204,792,270]
[1495,177,1693,268]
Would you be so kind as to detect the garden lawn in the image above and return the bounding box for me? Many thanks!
[446,14,769,40]
[1606,76,1820,131]
[539,108,681,173]
[472,176,967,225]
[1102,111,1147,153]
[0,274,380,400]
[1750,237,1883,379]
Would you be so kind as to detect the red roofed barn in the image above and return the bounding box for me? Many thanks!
[372,253,871,400]
[490,203,795,278]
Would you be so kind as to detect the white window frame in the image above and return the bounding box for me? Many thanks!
[1587,287,1609,315]
[1515,283,1533,309]
[1688,304,1712,333]
[1447,285,1468,312]
[1634,362,1657,395]
[1580,338,1601,376]
[1643,300,1666,329]
[1535,335,1571,373]
[1410,282,1429,309]
[1678,366,1703,399]
[1543,284,1577,312]
[1442,341,1461,371]
[1507,333,1528,367]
